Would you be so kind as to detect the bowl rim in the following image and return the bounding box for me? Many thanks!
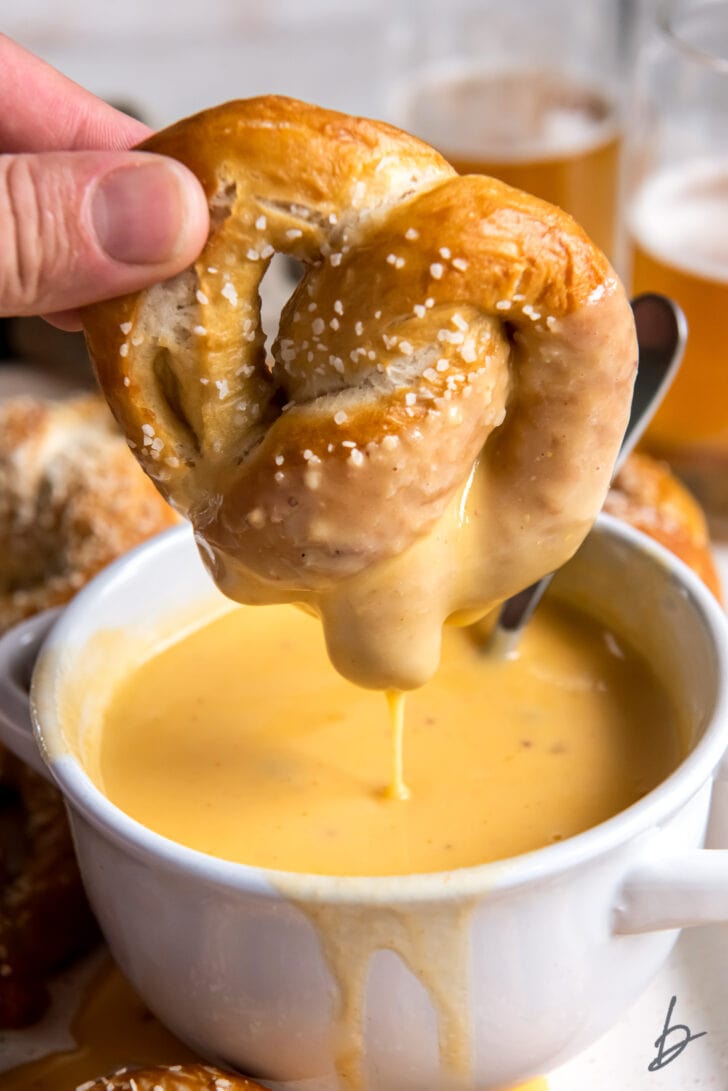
[31,514,728,905]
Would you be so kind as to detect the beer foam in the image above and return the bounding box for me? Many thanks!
[629,159,728,284]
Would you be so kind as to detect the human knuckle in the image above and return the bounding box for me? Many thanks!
[0,155,66,313]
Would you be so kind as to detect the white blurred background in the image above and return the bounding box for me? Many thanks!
[2,2,654,131]
[2,0,414,128]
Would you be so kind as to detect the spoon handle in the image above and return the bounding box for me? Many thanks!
[485,294,687,658]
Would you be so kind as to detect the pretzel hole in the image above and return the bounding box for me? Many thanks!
[503,320,518,347]
[210,179,237,228]
[153,349,201,456]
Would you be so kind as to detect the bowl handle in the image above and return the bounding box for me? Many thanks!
[706,752,728,849]
[614,845,728,934]
[0,609,61,779]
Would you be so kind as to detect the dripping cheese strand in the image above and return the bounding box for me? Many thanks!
[384,690,411,802]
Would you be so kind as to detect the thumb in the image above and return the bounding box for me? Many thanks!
[0,149,209,319]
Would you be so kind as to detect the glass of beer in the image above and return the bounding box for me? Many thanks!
[626,0,728,534]
[391,0,632,262]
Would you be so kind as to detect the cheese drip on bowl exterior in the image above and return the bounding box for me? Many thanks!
[82,96,637,689]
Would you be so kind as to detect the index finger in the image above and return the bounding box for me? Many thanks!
[0,34,151,153]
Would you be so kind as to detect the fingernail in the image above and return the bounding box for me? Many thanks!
[91,158,202,265]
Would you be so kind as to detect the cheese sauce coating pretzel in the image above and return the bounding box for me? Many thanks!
[83,97,637,689]
[77,1064,264,1090]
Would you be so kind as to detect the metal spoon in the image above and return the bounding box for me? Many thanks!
[484,292,687,659]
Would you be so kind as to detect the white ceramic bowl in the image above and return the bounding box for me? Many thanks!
[1,515,728,1090]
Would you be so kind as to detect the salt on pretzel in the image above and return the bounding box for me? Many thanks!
[77,1064,264,1090]
[83,96,637,688]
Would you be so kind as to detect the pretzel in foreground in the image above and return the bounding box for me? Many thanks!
[77,1064,263,1090]
[83,96,637,688]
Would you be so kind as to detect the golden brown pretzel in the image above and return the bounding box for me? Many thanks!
[0,748,98,1027]
[605,450,722,601]
[83,96,637,687]
[77,1064,265,1090]
[0,394,177,634]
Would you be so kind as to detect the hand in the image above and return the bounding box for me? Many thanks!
[0,35,209,330]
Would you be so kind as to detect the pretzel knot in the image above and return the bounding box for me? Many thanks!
[83,97,637,688]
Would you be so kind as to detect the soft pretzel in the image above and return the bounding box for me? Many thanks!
[605,450,721,600]
[83,96,637,688]
[0,393,177,634]
[77,1064,265,1090]
[0,748,98,1027]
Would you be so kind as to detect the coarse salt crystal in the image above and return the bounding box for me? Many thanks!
[119,321,132,334]
[405,227,419,240]
[438,329,464,344]
[222,282,238,306]
[439,247,451,259]
[119,343,129,357]
[255,215,267,230]
[196,289,209,305]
